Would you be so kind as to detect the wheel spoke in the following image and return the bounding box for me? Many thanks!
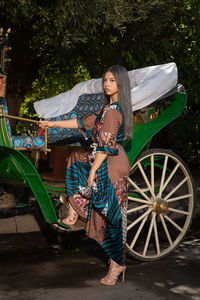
[158,155,168,197]
[129,187,152,193]
[143,212,156,256]
[151,155,154,196]
[130,215,148,249]
[164,214,184,232]
[153,214,160,255]
[167,193,192,203]
[128,196,150,204]
[138,162,155,198]
[164,177,188,201]
[127,208,153,231]
[127,204,149,214]
[128,177,152,202]
[168,207,189,215]
[160,214,173,246]
[162,163,180,193]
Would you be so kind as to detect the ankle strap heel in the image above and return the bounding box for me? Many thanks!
[100,260,126,286]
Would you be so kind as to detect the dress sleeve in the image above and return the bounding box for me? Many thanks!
[78,113,98,140]
[96,108,122,155]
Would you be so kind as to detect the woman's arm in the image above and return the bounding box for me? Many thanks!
[39,119,79,129]
[87,152,107,187]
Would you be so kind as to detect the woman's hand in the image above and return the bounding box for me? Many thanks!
[39,120,54,129]
[87,168,96,188]
[87,152,107,188]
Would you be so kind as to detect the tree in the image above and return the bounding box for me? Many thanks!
[0,0,200,163]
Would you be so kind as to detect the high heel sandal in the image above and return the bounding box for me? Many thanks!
[100,259,126,286]
[61,203,78,225]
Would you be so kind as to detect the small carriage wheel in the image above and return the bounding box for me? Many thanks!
[0,186,16,216]
[126,148,195,261]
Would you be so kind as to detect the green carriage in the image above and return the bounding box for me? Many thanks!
[0,31,195,262]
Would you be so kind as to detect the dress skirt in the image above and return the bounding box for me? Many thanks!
[65,103,130,266]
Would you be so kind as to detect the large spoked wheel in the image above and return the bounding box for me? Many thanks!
[126,149,195,261]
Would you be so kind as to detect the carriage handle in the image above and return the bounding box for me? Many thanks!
[0,113,51,154]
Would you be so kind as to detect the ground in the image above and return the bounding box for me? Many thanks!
[0,218,199,300]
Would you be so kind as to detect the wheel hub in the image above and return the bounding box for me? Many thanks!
[153,198,168,214]
[0,193,15,209]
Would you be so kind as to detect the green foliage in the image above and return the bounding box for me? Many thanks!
[151,105,200,166]
[0,0,200,163]
[16,62,91,134]
[169,108,200,165]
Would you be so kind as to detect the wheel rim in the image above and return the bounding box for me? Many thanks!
[127,150,194,260]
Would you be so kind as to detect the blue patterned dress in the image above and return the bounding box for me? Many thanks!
[65,103,129,265]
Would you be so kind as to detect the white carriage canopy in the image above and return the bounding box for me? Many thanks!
[34,62,178,119]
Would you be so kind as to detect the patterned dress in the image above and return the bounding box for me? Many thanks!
[65,102,129,266]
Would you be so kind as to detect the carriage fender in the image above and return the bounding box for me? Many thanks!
[0,145,57,224]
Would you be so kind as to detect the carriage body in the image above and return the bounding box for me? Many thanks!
[0,82,195,261]
[0,30,195,261]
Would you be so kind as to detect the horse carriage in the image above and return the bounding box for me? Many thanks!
[0,30,195,262]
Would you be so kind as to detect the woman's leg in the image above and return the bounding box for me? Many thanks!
[100,259,126,286]
[63,148,92,224]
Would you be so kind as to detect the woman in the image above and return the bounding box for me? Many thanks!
[39,65,133,285]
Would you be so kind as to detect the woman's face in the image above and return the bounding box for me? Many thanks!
[103,71,118,98]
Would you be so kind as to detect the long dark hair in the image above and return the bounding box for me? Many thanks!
[102,65,133,140]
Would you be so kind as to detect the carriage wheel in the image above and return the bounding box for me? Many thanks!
[0,187,16,210]
[126,148,195,261]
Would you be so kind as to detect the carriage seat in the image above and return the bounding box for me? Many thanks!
[0,97,45,149]
[0,93,104,149]
[39,93,104,145]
